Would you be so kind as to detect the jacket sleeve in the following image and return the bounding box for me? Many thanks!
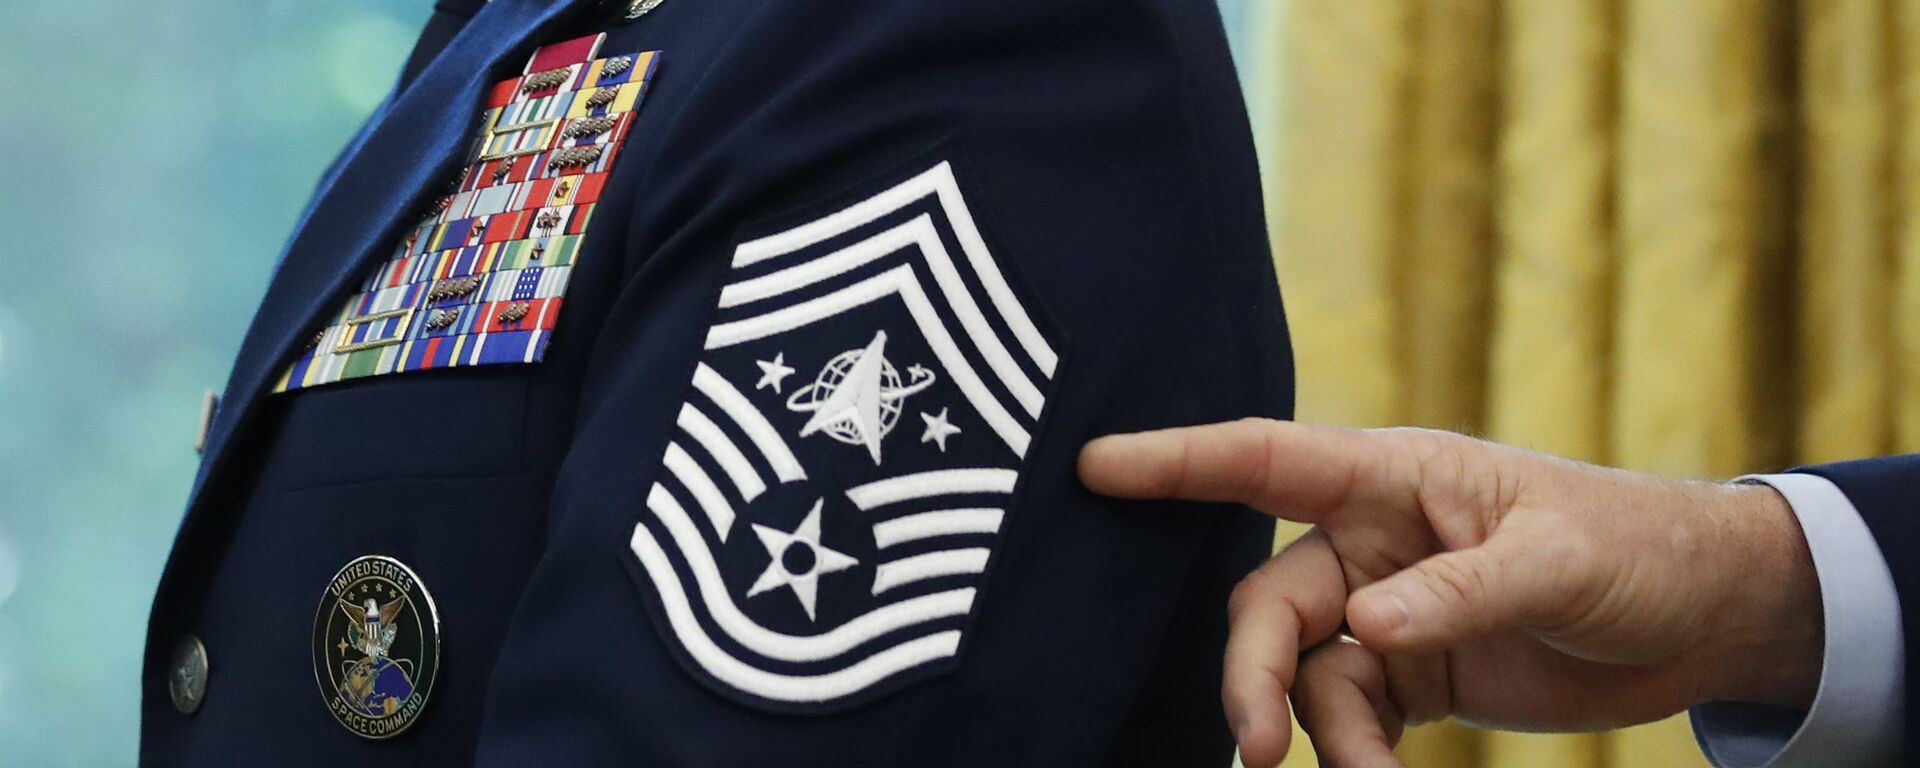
[1691,472,1904,768]
[472,0,1292,763]
[1791,457,1919,760]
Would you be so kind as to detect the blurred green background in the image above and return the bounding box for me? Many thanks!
[0,1,1253,763]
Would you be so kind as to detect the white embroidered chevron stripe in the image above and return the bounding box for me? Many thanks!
[844,468,1021,510]
[660,442,737,540]
[707,266,1033,456]
[675,403,767,503]
[870,508,1005,549]
[719,214,1045,419]
[633,481,987,706]
[729,161,1058,378]
[691,363,807,482]
[630,518,966,702]
[870,548,993,595]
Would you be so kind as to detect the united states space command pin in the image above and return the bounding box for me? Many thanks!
[312,556,441,739]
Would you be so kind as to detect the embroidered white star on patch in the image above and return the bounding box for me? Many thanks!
[754,353,797,393]
[746,499,858,621]
[920,408,961,452]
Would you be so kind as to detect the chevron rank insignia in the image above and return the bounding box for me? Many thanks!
[275,34,659,392]
[624,160,1063,712]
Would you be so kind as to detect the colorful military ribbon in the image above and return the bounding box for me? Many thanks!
[275,35,659,392]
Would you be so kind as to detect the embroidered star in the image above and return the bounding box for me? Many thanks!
[337,639,349,656]
[747,499,858,621]
[920,408,961,452]
[755,353,797,393]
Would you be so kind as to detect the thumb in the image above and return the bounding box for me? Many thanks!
[1346,538,1567,654]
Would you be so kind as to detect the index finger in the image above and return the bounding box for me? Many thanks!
[1076,418,1409,523]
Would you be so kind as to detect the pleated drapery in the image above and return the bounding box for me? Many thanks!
[1248,1,1917,765]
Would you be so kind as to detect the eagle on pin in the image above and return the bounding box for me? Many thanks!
[339,596,404,658]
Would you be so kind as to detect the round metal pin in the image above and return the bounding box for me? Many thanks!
[312,555,441,740]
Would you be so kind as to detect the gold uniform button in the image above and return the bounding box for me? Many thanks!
[168,635,209,715]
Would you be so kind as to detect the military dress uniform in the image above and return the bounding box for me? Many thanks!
[143,0,1293,763]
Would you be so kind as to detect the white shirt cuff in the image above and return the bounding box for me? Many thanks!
[1691,473,1904,768]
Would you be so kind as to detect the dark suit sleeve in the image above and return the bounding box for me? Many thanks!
[1795,456,1920,757]
[472,0,1290,763]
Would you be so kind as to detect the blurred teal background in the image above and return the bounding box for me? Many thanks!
[0,1,1253,763]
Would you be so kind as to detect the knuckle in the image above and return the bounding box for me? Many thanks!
[1295,643,1389,716]
[1379,428,1471,494]
[1389,429,1518,537]
[1380,656,1451,725]
[1399,690,1446,726]
[1324,642,1382,685]
[1240,424,1280,506]
[1292,646,1339,696]
[1227,571,1270,620]
[1422,555,1496,615]
[1414,431,1473,480]
[1161,432,1196,498]
[1375,426,1458,459]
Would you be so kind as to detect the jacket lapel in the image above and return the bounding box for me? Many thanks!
[189,0,591,503]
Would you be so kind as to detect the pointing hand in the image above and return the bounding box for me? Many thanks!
[1078,420,1822,768]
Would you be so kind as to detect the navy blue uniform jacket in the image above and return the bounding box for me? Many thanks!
[142,0,1293,763]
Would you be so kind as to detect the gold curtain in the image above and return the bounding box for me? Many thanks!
[1247,0,1918,765]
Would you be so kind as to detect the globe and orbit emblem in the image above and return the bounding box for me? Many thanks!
[785,330,936,464]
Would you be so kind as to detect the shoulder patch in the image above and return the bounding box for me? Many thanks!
[624,159,1063,712]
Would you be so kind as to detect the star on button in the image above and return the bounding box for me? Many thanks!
[920,407,961,452]
[755,353,797,393]
[747,499,858,621]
